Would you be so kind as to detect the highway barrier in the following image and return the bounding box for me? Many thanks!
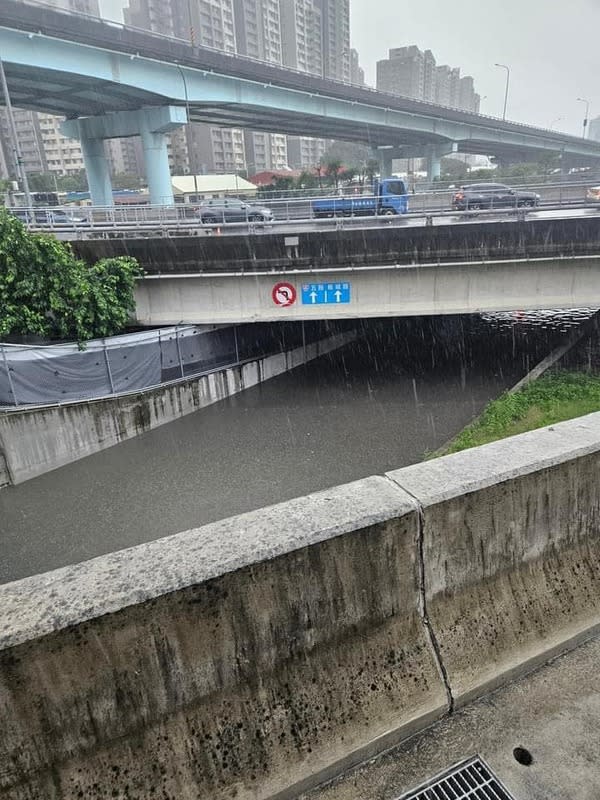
[1,413,600,798]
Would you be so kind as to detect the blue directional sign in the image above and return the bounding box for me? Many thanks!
[301,281,351,305]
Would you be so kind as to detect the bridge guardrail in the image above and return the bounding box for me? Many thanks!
[11,188,600,240]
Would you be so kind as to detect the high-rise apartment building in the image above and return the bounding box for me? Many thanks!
[25,0,100,12]
[280,0,329,169]
[376,46,480,113]
[233,0,287,173]
[0,109,46,178]
[280,0,323,76]
[319,0,350,83]
[458,76,480,114]
[377,46,436,101]
[589,116,600,142]
[349,48,364,86]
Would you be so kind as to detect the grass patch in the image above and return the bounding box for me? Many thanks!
[437,371,600,456]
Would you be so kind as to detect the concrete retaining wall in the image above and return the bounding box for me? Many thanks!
[0,331,355,487]
[2,413,600,799]
[72,214,600,274]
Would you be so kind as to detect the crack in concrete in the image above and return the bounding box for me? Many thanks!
[386,474,455,715]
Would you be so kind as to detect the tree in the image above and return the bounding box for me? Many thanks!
[322,141,370,166]
[339,167,357,184]
[112,172,143,191]
[28,172,57,192]
[297,170,319,190]
[0,209,142,342]
[365,158,379,183]
[441,157,469,181]
[27,171,90,194]
[322,157,343,188]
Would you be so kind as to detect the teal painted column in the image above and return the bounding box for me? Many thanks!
[377,150,394,178]
[426,153,442,181]
[140,124,173,206]
[79,135,113,206]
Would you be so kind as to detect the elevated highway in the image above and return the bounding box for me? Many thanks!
[2,0,600,203]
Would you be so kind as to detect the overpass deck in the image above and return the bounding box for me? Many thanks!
[2,0,600,163]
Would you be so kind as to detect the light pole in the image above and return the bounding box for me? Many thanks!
[550,116,563,130]
[494,63,510,121]
[0,56,32,207]
[577,97,590,138]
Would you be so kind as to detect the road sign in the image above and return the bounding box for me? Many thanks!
[301,282,351,305]
[272,282,297,307]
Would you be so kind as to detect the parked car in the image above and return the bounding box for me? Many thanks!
[9,208,86,225]
[452,183,540,210]
[586,186,600,204]
[194,198,274,224]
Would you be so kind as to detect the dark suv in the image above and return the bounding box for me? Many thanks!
[195,198,273,223]
[452,183,540,210]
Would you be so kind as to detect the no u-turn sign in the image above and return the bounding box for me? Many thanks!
[272,282,297,307]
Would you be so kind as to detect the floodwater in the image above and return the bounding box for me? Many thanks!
[0,314,590,584]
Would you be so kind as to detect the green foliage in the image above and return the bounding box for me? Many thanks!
[322,158,343,187]
[322,141,371,167]
[0,209,142,342]
[441,157,469,181]
[112,172,144,190]
[437,372,600,456]
[28,170,89,193]
[297,170,319,189]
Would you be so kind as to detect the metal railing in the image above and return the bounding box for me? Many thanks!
[9,181,600,239]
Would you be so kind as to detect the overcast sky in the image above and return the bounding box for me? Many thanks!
[351,0,599,134]
[99,0,598,135]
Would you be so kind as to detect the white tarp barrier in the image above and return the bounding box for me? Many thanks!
[0,325,237,406]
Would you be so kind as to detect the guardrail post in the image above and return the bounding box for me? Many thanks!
[175,325,185,378]
[1,346,18,406]
[102,340,115,395]
[234,325,240,364]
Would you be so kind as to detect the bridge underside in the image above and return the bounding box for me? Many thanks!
[134,256,600,327]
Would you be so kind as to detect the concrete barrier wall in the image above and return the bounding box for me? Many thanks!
[2,414,600,799]
[0,331,355,487]
[0,478,447,800]
[71,215,600,274]
[390,421,600,705]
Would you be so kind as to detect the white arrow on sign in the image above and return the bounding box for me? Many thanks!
[309,291,318,304]
[334,290,342,303]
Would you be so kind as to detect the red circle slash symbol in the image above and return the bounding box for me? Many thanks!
[272,282,297,307]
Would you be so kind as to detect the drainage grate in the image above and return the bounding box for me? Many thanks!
[398,756,516,800]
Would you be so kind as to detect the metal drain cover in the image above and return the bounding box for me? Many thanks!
[398,756,516,799]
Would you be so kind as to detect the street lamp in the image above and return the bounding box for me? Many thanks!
[550,116,563,130]
[577,97,590,138]
[494,63,510,121]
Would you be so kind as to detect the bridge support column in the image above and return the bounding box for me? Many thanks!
[140,120,174,206]
[79,135,113,207]
[424,144,457,181]
[426,152,442,181]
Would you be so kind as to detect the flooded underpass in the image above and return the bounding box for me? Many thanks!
[0,311,595,584]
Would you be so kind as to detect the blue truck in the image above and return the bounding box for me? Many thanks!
[311,178,409,218]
